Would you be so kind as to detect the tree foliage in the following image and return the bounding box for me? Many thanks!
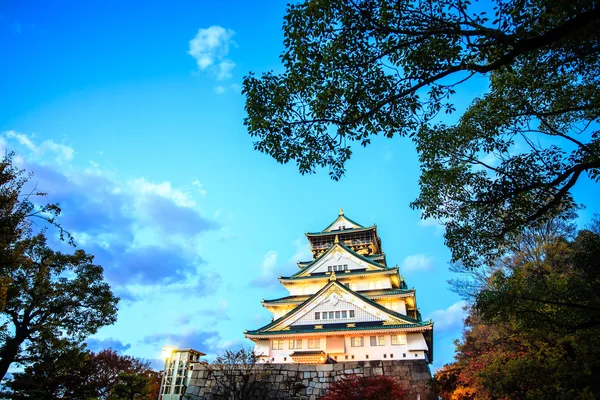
[322,374,407,400]
[4,347,159,400]
[432,223,600,399]
[243,0,600,267]
[0,154,118,380]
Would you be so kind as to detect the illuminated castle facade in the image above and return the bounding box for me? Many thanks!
[245,210,433,364]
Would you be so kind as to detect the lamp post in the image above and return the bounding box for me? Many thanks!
[158,346,175,400]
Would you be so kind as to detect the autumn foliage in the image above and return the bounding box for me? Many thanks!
[322,374,407,400]
[432,223,600,399]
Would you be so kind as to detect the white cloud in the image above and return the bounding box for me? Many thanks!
[402,253,434,273]
[214,85,226,94]
[417,212,446,235]
[4,131,74,163]
[192,180,207,196]
[427,301,467,333]
[250,250,279,288]
[1,131,217,291]
[288,238,312,264]
[188,26,236,81]
[130,178,196,207]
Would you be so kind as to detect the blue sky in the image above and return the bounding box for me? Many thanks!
[1,0,598,372]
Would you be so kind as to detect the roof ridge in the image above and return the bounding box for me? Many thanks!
[289,243,388,278]
[248,280,423,334]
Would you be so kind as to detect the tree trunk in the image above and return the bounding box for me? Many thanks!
[0,333,26,381]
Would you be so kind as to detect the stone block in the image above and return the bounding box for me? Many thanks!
[316,364,334,371]
[333,363,345,371]
[414,372,431,381]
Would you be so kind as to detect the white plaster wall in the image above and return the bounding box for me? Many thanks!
[287,282,327,296]
[374,299,407,314]
[308,251,372,274]
[326,219,359,231]
[253,340,271,357]
[285,276,392,296]
[257,333,427,364]
[291,297,382,326]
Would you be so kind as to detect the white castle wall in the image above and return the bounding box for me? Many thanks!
[256,333,427,364]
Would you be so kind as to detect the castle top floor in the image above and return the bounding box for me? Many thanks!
[305,209,382,258]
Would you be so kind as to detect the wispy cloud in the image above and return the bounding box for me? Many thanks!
[250,250,279,288]
[188,26,236,81]
[5,130,74,163]
[86,337,132,353]
[2,131,219,297]
[427,301,467,333]
[402,253,434,273]
[141,329,220,355]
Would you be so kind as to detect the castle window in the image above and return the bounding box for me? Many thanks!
[365,355,369,359]
[289,339,302,349]
[308,338,320,349]
[350,283,357,290]
[272,340,284,350]
[391,334,406,345]
[328,266,332,272]
[322,312,328,320]
[335,311,341,318]
[328,311,334,319]
[342,311,347,318]
[315,312,320,320]
[351,337,364,347]
[349,310,355,318]
[370,336,385,346]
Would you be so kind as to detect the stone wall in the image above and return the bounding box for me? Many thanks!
[185,360,435,400]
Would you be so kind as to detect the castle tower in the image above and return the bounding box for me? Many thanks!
[245,210,433,364]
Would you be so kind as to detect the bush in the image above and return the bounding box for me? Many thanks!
[322,374,407,400]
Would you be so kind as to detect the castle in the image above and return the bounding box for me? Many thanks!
[245,209,433,364]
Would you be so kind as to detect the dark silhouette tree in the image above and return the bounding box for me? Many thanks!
[243,0,600,268]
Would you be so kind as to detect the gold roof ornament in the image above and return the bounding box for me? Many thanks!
[329,271,337,281]
[339,207,344,216]
[334,234,339,244]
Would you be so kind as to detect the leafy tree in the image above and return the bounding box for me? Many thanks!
[88,349,157,399]
[109,372,155,400]
[5,347,160,400]
[1,340,97,400]
[0,155,118,380]
[322,374,407,400]
[0,153,69,311]
[430,363,474,400]
[243,0,600,267]
[435,225,600,399]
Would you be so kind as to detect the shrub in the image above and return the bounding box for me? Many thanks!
[322,374,407,400]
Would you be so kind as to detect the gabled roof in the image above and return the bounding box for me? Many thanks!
[248,280,428,335]
[289,242,388,278]
[321,208,364,232]
[262,288,416,307]
[281,267,399,283]
[306,225,377,237]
